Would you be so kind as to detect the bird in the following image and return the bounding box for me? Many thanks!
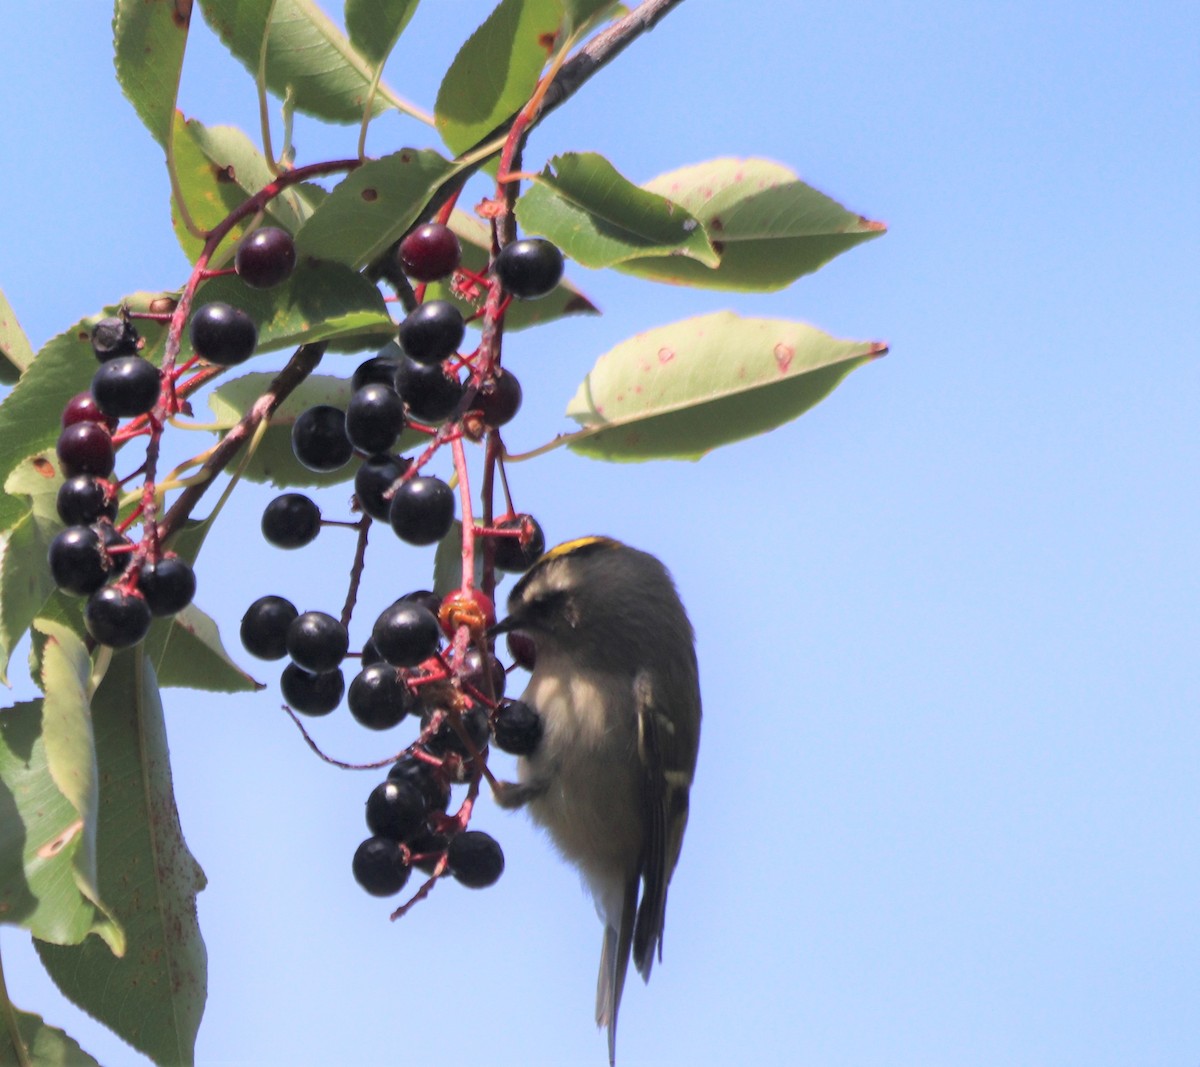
[491,536,701,1064]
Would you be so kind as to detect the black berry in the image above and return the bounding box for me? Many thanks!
[261,493,321,549]
[420,705,491,759]
[399,589,442,617]
[407,828,450,875]
[397,301,464,366]
[90,317,140,361]
[240,595,298,660]
[57,422,114,478]
[280,663,345,715]
[347,664,412,730]
[387,757,451,813]
[190,302,257,366]
[56,476,117,526]
[506,631,537,671]
[84,587,152,648]
[371,601,440,667]
[91,356,161,418]
[365,779,426,842]
[353,454,411,522]
[447,831,505,888]
[352,352,401,393]
[491,513,546,573]
[461,648,507,699]
[286,611,348,673]
[48,526,110,597]
[291,405,353,472]
[398,223,461,282]
[493,238,563,299]
[346,383,407,455]
[137,557,196,617]
[62,392,118,432]
[93,522,133,576]
[352,836,411,897]
[235,227,296,289]
[388,476,455,546]
[472,368,523,428]
[393,356,465,424]
[493,699,543,755]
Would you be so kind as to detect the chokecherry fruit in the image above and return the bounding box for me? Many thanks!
[235,227,297,289]
[90,317,140,361]
[365,779,426,842]
[94,521,133,576]
[85,586,152,648]
[446,830,505,888]
[397,300,465,366]
[472,368,523,428]
[189,302,257,366]
[388,475,455,546]
[280,663,344,716]
[352,836,411,897]
[57,422,114,478]
[420,705,491,759]
[261,493,321,549]
[48,526,110,596]
[286,611,348,673]
[492,513,546,573]
[352,349,402,392]
[240,595,298,660]
[407,828,451,875]
[62,392,118,432]
[393,356,465,424]
[346,383,407,455]
[506,631,537,671]
[492,699,543,756]
[137,557,196,617]
[291,405,353,472]
[387,756,451,813]
[493,238,563,299]
[91,356,161,418]
[347,664,412,730]
[399,589,442,617]
[56,475,117,527]
[461,647,506,699]
[398,223,461,282]
[353,454,411,522]
[371,601,440,668]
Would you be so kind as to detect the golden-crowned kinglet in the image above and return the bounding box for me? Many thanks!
[491,537,701,1064]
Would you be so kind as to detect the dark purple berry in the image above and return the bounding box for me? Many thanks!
[365,779,426,842]
[286,611,348,673]
[420,704,491,759]
[407,828,450,875]
[360,637,383,667]
[352,836,410,897]
[346,384,406,455]
[137,557,196,617]
[493,238,563,299]
[397,301,464,366]
[472,368,522,428]
[371,601,440,668]
[90,317,140,361]
[506,631,536,671]
[84,587,152,648]
[235,227,296,289]
[240,595,298,660]
[348,664,412,730]
[491,513,546,573]
[447,830,504,888]
[190,302,257,366]
[398,223,461,282]
[461,648,507,699]
[57,422,114,478]
[399,589,442,618]
[280,663,344,715]
[261,493,321,549]
[93,521,133,576]
[56,476,117,526]
[387,757,451,813]
[62,392,118,432]
[393,356,465,424]
[291,405,353,472]
[91,356,161,418]
[48,526,110,596]
[388,476,454,546]
[352,350,402,392]
[492,699,543,756]
[353,454,411,522]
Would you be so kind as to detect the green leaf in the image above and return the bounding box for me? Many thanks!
[422,210,599,330]
[169,115,321,263]
[618,158,886,291]
[198,0,412,123]
[146,604,262,693]
[187,259,395,356]
[434,0,562,157]
[0,1005,101,1067]
[345,0,422,64]
[432,520,486,598]
[561,0,622,35]
[564,311,887,461]
[0,454,65,685]
[515,152,718,269]
[0,294,173,530]
[112,0,192,147]
[0,287,34,384]
[294,149,458,270]
[37,651,206,1067]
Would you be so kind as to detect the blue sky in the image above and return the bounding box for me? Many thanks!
[1,1,1197,1065]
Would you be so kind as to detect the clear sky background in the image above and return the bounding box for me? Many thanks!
[1,1,1198,1065]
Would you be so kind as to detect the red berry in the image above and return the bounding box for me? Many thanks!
[235,227,297,289]
[398,224,461,282]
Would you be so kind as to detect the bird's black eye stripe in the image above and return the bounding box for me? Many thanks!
[524,588,569,625]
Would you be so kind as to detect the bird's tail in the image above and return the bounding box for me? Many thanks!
[595,878,638,1066]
